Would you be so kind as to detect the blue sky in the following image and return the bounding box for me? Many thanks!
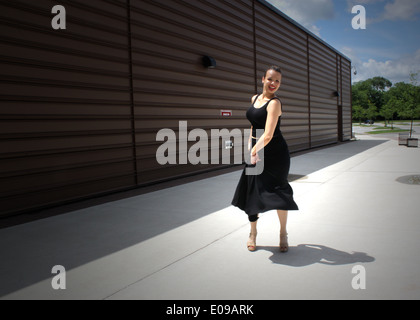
[265,0,420,84]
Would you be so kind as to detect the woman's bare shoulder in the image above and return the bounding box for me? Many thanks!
[267,98,282,115]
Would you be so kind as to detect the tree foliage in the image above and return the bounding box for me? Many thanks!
[352,74,420,124]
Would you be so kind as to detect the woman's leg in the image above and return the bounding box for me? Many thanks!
[277,210,288,252]
[277,210,288,234]
[247,215,259,251]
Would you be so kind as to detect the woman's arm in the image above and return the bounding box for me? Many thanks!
[248,95,258,152]
[251,99,282,157]
[248,126,253,152]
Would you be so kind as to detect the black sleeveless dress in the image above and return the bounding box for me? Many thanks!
[231,95,299,217]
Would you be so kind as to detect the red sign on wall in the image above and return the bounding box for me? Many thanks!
[221,110,232,117]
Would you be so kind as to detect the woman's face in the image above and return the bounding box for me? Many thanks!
[262,70,282,94]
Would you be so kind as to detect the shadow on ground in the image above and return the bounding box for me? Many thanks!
[257,244,375,267]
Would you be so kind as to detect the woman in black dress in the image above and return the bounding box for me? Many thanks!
[232,66,298,253]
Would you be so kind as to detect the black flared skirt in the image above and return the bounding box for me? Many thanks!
[231,134,299,216]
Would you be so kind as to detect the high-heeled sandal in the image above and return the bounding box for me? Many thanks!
[280,233,289,253]
[247,233,257,252]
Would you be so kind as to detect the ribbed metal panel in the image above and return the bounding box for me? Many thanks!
[341,58,352,141]
[0,0,352,217]
[129,0,255,184]
[0,0,135,216]
[254,1,310,153]
[309,37,339,147]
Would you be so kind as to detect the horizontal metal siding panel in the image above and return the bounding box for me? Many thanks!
[1,148,134,178]
[341,59,352,140]
[129,0,254,184]
[0,176,134,215]
[255,2,310,153]
[309,38,338,147]
[0,101,131,117]
[0,161,134,198]
[1,0,353,217]
[0,0,135,217]
[130,2,254,72]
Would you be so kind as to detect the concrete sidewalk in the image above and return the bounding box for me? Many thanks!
[1,134,419,300]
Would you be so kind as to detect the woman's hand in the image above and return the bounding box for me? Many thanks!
[250,152,261,165]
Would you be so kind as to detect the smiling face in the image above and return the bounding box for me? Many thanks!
[262,69,282,95]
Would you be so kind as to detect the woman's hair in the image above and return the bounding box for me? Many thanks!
[264,65,282,77]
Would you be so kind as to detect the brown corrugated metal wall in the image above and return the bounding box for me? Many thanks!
[0,0,352,218]
[129,0,255,184]
[0,0,137,217]
[254,2,310,152]
[341,58,353,141]
[309,37,340,147]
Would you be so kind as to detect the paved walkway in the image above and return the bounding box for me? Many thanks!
[1,134,419,300]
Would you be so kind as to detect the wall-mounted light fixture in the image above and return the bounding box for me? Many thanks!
[202,55,217,69]
[333,91,340,97]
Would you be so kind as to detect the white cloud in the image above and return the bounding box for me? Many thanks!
[265,0,335,36]
[346,0,385,11]
[381,0,420,21]
[342,47,420,83]
[351,0,420,22]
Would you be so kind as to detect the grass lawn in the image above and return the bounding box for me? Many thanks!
[368,128,410,135]
[353,120,418,135]
[353,120,420,126]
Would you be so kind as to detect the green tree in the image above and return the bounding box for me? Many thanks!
[404,72,420,137]
[368,77,393,111]
[380,97,397,128]
[352,77,392,121]
[352,104,366,124]
[365,101,378,121]
[352,81,370,109]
